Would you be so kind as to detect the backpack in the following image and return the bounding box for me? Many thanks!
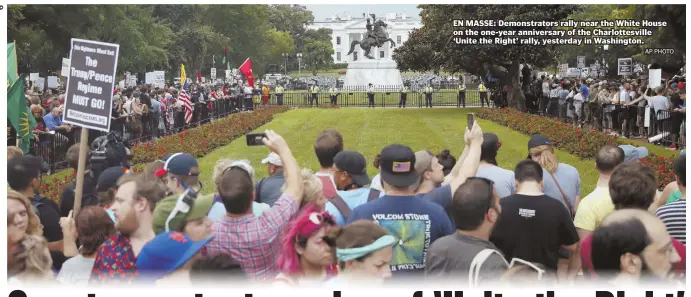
[468,249,509,288]
[31,196,44,217]
[329,188,381,222]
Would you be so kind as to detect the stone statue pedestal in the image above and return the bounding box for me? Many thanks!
[343,59,403,91]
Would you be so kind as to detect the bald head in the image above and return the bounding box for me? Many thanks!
[592,209,677,280]
[595,145,624,174]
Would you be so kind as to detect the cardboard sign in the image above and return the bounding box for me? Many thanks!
[618,58,633,76]
[62,38,120,132]
[62,58,71,77]
[211,68,217,80]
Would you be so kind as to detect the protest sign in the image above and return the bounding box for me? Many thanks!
[47,76,59,88]
[577,56,586,68]
[30,73,39,82]
[617,58,633,76]
[62,38,119,132]
[211,68,217,80]
[558,64,568,77]
[126,75,137,87]
[145,72,155,85]
[565,68,580,78]
[62,58,71,76]
[36,77,45,90]
[153,71,165,88]
[648,69,662,88]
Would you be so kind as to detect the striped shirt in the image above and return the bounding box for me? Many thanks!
[656,200,686,245]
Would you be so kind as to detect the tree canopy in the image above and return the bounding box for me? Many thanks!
[8,4,333,79]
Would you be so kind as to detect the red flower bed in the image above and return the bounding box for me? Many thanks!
[42,106,289,201]
[477,108,676,189]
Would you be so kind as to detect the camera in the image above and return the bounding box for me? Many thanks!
[89,132,130,177]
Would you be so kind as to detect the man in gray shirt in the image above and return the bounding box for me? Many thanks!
[425,178,508,286]
[475,133,515,198]
[255,152,285,206]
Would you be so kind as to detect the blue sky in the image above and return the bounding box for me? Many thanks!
[305,4,421,21]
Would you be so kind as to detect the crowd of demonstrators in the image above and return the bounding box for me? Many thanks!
[7,117,687,287]
[527,75,685,150]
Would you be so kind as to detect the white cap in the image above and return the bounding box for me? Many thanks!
[261,152,282,166]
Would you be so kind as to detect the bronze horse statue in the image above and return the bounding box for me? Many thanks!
[347,14,396,59]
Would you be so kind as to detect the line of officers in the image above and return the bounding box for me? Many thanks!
[272,82,490,107]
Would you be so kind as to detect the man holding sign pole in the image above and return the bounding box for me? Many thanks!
[61,38,120,218]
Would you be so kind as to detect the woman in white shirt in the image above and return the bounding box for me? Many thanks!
[57,206,115,285]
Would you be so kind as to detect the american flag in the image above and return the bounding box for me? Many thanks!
[392,162,411,173]
[179,64,193,124]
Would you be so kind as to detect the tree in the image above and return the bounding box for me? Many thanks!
[393,5,578,111]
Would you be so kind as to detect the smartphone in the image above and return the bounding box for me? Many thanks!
[245,133,266,146]
[467,113,474,129]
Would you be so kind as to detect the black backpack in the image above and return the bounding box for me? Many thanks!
[329,189,381,222]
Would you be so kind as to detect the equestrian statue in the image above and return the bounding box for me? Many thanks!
[347,14,396,60]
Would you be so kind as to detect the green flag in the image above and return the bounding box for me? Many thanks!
[7,42,18,87]
[8,75,36,153]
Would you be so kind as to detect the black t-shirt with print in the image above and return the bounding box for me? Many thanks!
[489,194,579,270]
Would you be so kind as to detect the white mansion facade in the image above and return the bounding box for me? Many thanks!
[306,13,421,63]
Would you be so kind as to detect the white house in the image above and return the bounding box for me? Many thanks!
[306,12,421,63]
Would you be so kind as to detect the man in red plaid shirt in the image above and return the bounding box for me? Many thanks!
[206,130,304,281]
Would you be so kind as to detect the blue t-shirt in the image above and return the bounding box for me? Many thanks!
[43,113,63,131]
[325,187,384,226]
[476,165,516,199]
[542,163,581,210]
[417,184,452,209]
[347,194,454,276]
[579,85,590,101]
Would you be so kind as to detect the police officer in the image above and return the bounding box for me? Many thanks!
[478,82,489,107]
[367,83,375,108]
[275,84,284,106]
[399,84,408,108]
[457,81,466,108]
[424,84,433,108]
[329,86,339,105]
[310,84,320,107]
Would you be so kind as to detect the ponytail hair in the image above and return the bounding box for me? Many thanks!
[373,154,381,169]
[529,145,558,174]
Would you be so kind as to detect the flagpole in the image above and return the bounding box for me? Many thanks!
[13,40,18,77]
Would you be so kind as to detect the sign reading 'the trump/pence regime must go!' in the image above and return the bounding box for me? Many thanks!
[62,38,120,132]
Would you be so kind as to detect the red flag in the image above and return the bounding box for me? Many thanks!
[238,57,255,88]
[197,72,202,82]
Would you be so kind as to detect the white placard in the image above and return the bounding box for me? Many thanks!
[30,73,39,81]
[36,77,45,90]
[126,75,137,87]
[577,56,586,68]
[580,68,589,78]
[153,71,165,88]
[644,106,651,128]
[558,64,568,77]
[145,72,155,84]
[201,77,206,83]
[648,69,662,89]
[119,80,125,89]
[47,76,59,88]
[61,58,71,77]
[211,68,217,80]
[565,68,581,78]
[225,70,231,80]
[618,58,633,76]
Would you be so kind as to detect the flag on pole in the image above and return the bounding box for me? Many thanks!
[178,64,193,124]
[7,42,19,87]
[223,48,229,71]
[238,57,255,88]
[8,75,37,153]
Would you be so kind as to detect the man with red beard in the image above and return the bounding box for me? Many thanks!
[90,173,167,284]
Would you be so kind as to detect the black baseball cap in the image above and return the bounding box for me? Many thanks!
[96,166,128,192]
[379,144,418,187]
[527,134,551,159]
[333,150,371,186]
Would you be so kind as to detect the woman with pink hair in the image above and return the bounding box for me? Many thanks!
[274,204,338,285]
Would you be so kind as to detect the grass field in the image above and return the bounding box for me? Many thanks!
[194,108,605,196]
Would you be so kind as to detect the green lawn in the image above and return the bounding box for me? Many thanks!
[269,91,489,107]
[195,108,602,196]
